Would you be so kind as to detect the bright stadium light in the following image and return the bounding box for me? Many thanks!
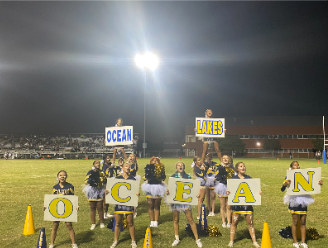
[135,52,160,158]
[134,52,159,71]
[257,142,261,146]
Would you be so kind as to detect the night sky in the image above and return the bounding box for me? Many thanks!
[0,2,327,141]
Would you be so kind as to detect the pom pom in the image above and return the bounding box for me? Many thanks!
[107,218,114,229]
[279,226,292,239]
[206,225,222,237]
[123,216,128,229]
[307,227,319,240]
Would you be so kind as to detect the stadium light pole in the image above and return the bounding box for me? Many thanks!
[135,52,159,158]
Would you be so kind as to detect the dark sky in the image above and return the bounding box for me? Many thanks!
[0,2,327,141]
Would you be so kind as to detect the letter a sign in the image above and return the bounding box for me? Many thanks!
[286,168,321,195]
[227,179,261,206]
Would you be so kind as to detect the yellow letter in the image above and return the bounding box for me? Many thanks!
[197,120,201,134]
[173,181,193,203]
[293,171,315,192]
[202,120,207,134]
[217,120,223,135]
[213,121,217,134]
[111,182,132,203]
[232,182,256,203]
[49,198,73,219]
[207,120,212,134]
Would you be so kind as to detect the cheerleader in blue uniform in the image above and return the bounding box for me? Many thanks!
[201,109,222,163]
[107,162,139,248]
[281,161,323,248]
[204,153,219,217]
[227,162,261,248]
[214,155,235,228]
[46,170,78,248]
[167,161,203,247]
[103,155,114,219]
[112,118,124,165]
[83,160,107,230]
[193,156,207,220]
[141,157,166,227]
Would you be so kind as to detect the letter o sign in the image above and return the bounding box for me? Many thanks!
[48,198,73,219]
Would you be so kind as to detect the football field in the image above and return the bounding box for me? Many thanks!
[1,158,327,248]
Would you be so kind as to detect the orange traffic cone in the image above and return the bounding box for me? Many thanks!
[260,222,272,248]
[317,160,320,164]
[143,227,153,248]
[23,204,35,235]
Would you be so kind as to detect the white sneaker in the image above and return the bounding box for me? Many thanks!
[153,221,158,227]
[196,239,202,248]
[104,213,108,219]
[72,244,78,248]
[226,223,231,228]
[293,243,300,248]
[253,242,260,248]
[90,224,96,230]
[172,239,180,246]
[197,217,200,220]
[300,243,308,248]
[100,223,105,228]
[110,241,118,248]
[208,212,215,217]
[49,245,54,248]
[131,241,137,248]
[228,241,234,247]
[107,213,114,218]
[150,221,154,227]
[222,222,227,228]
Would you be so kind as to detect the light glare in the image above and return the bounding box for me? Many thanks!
[135,52,159,70]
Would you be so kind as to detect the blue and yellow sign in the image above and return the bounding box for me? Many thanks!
[286,168,321,195]
[44,195,78,222]
[227,178,261,206]
[195,118,225,138]
[105,126,133,146]
[106,178,140,207]
[166,178,200,205]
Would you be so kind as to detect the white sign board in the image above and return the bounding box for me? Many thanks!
[195,118,225,138]
[286,168,321,195]
[227,178,261,205]
[105,126,133,146]
[44,194,78,222]
[166,178,200,205]
[106,178,140,207]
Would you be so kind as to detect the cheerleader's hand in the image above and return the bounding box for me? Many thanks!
[136,192,140,197]
[105,189,110,195]
[76,206,80,211]
[166,189,170,195]
[259,191,262,195]
[284,180,291,186]
[319,180,323,186]
[43,205,46,211]
[226,190,230,195]
[196,194,200,198]
[200,164,205,170]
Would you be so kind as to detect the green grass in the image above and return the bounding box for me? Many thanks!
[1,158,327,248]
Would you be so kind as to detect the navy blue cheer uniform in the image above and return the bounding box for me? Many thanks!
[84,170,106,201]
[114,175,136,214]
[53,182,74,195]
[194,166,207,188]
[215,164,235,197]
[230,175,254,215]
[129,162,139,178]
[204,161,218,189]
[281,177,314,215]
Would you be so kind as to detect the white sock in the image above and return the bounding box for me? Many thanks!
[175,235,179,240]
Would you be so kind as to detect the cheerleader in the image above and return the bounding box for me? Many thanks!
[227,162,261,248]
[281,161,323,248]
[201,109,222,163]
[214,155,235,227]
[112,118,124,165]
[167,161,203,247]
[107,162,139,248]
[204,153,218,216]
[45,170,78,248]
[103,155,114,219]
[122,150,139,217]
[193,156,207,220]
[141,157,166,227]
[83,160,106,230]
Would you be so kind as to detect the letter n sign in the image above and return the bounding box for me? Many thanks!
[286,168,321,195]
